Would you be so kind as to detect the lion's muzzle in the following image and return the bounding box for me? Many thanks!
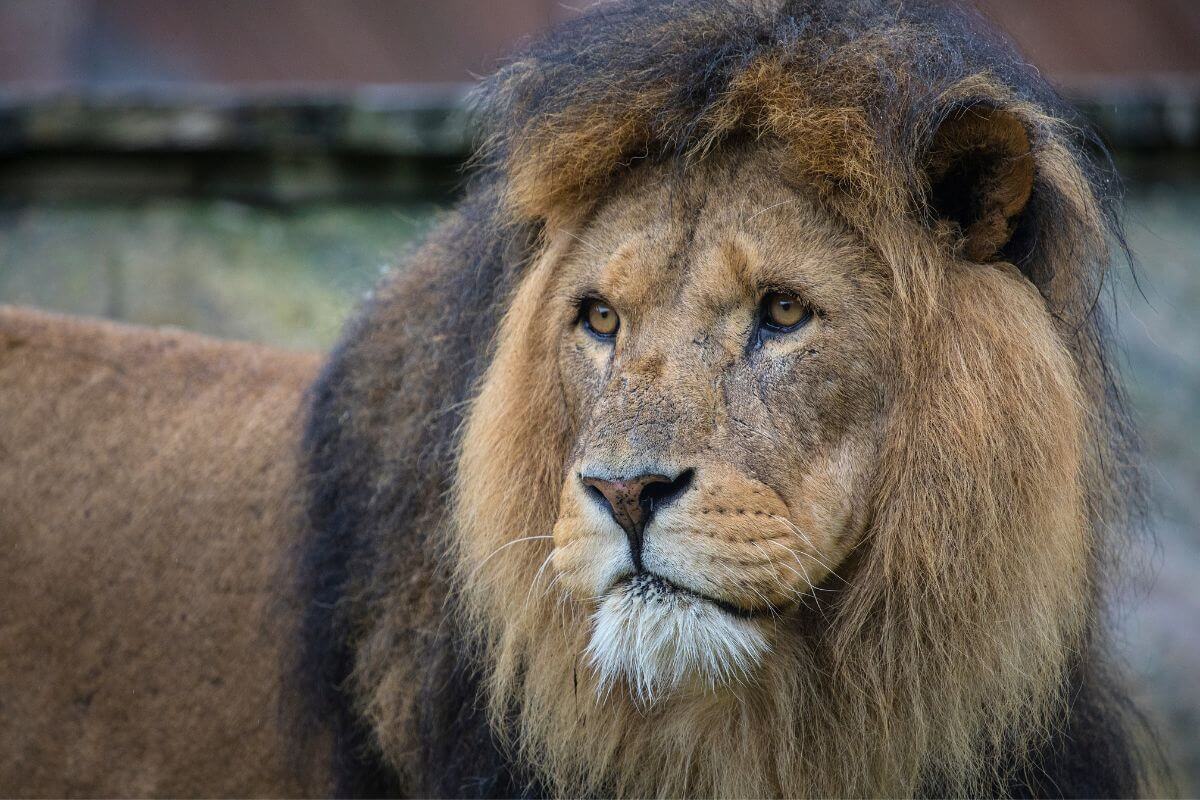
[579,468,694,570]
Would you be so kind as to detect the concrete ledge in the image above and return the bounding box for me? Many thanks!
[0,85,474,158]
[1,83,1198,203]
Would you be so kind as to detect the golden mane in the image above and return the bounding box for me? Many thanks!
[447,153,1093,798]
[297,1,1156,796]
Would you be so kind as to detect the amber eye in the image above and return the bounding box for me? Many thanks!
[581,297,620,338]
[761,291,811,332]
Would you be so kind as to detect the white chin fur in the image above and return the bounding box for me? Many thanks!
[584,574,769,704]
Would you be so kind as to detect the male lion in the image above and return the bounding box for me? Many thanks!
[0,0,1164,797]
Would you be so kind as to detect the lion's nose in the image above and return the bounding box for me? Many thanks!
[580,469,694,570]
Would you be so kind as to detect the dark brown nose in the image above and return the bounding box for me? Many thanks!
[580,469,694,570]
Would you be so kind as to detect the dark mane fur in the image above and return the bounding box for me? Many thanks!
[296,182,543,796]
[294,1,1152,796]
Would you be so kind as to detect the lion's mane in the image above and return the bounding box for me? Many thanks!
[297,0,1153,796]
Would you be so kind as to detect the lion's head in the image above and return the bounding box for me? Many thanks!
[301,1,1150,797]
[490,148,892,699]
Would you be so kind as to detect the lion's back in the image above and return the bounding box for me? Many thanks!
[0,306,326,797]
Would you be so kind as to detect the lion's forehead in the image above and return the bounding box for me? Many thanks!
[559,150,873,319]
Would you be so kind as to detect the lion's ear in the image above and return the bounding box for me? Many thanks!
[924,105,1035,263]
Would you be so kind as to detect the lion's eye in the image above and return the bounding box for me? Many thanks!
[581,297,620,338]
[761,292,812,332]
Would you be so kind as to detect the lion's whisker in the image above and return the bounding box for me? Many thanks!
[748,540,810,612]
[466,535,554,584]
[770,516,844,581]
[522,550,559,611]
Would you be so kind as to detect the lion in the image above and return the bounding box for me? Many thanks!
[0,0,1165,797]
[297,0,1163,796]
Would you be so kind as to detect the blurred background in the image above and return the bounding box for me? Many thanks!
[1,0,1197,790]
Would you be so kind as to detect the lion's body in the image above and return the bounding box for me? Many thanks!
[0,307,327,797]
[0,0,1168,797]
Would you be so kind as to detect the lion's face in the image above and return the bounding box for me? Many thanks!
[543,152,890,698]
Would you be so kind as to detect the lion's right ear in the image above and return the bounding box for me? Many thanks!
[923,105,1035,263]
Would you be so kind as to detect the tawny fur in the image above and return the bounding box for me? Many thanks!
[0,307,326,797]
